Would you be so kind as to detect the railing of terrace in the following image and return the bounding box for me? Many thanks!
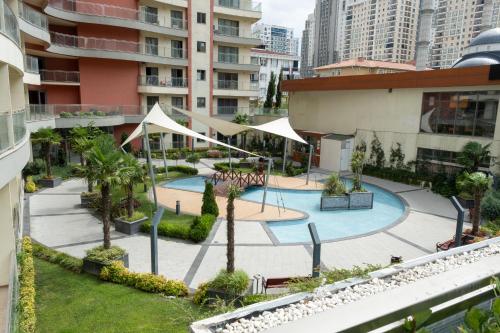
[18,2,48,31]
[216,0,262,12]
[27,104,142,119]
[40,69,80,83]
[24,55,39,74]
[0,0,20,45]
[0,108,26,154]
[138,75,187,88]
[216,54,259,65]
[215,79,259,90]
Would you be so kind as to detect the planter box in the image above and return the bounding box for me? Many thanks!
[114,216,148,235]
[349,192,374,209]
[458,197,475,209]
[80,193,98,208]
[206,289,244,307]
[82,253,129,276]
[321,195,349,210]
[38,177,62,188]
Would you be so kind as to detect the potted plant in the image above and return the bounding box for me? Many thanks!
[348,150,373,209]
[320,173,349,210]
[31,128,62,188]
[82,245,129,276]
[205,270,250,307]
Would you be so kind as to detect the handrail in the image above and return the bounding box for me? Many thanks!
[216,54,259,65]
[216,0,262,12]
[40,69,80,83]
[0,0,20,45]
[138,75,187,87]
[0,108,27,154]
[27,104,142,119]
[215,79,259,91]
[18,2,48,31]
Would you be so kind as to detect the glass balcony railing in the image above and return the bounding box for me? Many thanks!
[0,0,20,45]
[216,0,262,12]
[18,2,48,31]
[47,0,187,30]
[40,70,80,83]
[25,55,39,74]
[27,104,142,119]
[215,25,240,37]
[215,79,259,91]
[216,54,259,65]
[0,109,27,154]
[138,75,187,88]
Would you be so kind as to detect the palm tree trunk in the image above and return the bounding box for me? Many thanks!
[45,144,52,178]
[472,192,481,235]
[88,180,93,193]
[80,153,84,166]
[101,183,111,249]
[226,196,235,273]
[127,183,134,218]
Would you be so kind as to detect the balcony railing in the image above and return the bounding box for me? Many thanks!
[138,75,187,88]
[50,32,187,59]
[25,55,39,74]
[216,0,262,12]
[47,0,187,30]
[215,25,240,37]
[250,107,288,117]
[216,54,259,65]
[27,104,142,120]
[217,106,249,115]
[40,69,80,83]
[0,109,27,154]
[18,2,48,31]
[0,0,20,45]
[215,79,259,90]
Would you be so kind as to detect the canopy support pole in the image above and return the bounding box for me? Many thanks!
[227,137,232,169]
[160,133,168,178]
[282,138,288,174]
[306,144,313,185]
[261,159,272,213]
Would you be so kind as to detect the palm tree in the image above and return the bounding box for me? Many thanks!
[85,135,128,249]
[31,128,62,179]
[457,142,491,172]
[457,172,490,235]
[69,126,89,165]
[226,184,241,273]
[121,154,143,218]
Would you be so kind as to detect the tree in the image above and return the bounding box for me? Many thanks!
[121,154,143,218]
[69,126,88,165]
[457,172,490,235]
[457,142,491,173]
[263,71,276,108]
[201,181,219,217]
[121,132,132,153]
[31,128,62,179]
[275,70,283,108]
[369,133,385,168]
[85,135,128,249]
[389,143,405,169]
[351,150,365,192]
[186,153,200,168]
[226,184,241,273]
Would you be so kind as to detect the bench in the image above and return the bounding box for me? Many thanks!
[262,276,309,294]
[436,234,475,252]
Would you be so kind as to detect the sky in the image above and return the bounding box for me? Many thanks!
[260,0,316,41]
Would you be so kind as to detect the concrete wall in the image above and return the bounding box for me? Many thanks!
[320,138,341,172]
[45,85,80,104]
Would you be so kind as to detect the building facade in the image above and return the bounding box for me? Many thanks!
[252,23,299,56]
[300,13,315,78]
[313,0,340,67]
[314,58,419,77]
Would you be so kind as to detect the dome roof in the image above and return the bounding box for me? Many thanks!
[469,28,500,47]
[452,55,500,68]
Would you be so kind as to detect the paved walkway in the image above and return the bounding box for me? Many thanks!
[28,162,466,291]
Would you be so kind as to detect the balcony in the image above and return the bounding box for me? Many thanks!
[18,2,50,44]
[48,32,188,66]
[214,25,261,46]
[214,54,260,72]
[40,69,80,85]
[0,0,23,72]
[214,0,261,21]
[137,75,188,94]
[45,0,188,38]
[213,79,259,97]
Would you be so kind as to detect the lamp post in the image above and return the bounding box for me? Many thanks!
[306,144,313,185]
[261,158,272,212]
[282,138,288,174]
[451,196,466,248]
[308,223,321,278]
[160,133,168,178]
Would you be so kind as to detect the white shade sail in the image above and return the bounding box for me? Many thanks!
[121,103,260,156]
[248,117,308,144]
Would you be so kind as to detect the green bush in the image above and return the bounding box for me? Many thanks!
[120,211,146,222]
[202,182,219,217]
[242,294,276,306]
[193,282,209,305]
[168,165,198,175]
[141,221,191,240]
[59,112,73,118]
[185,153,200,167]
[363,165,427,187]
[24,176,37,193]
[32,242,82,273]
[285,162,304,177]
[22,159,45,179]
[84,246,126,265]
[481,190,500,222]
[323,173,347,196]
[19,237,36,333]
[207,270,249,295]
[189,214,216,243]
[100,261,188,297]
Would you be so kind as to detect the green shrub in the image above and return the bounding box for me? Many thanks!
[168,165,198,175]
[207,270,249,295]
[285,162,304,177]
[186,153,200,167]
[141,222,191,240]
[193,282,209,305]
[32,242,82,273]
[18,237,36,333]
[242,294,276,306]
[213,162,230,172]
[100,261,188,297]
[22,159,45,180]
[84,246,126,265]
[189,214,216,243]
[481,190,500,222]
[202,182,219,217]
[323,173,347,196]
[24,176,37,193]
[120,211,146,222]
[59,112,73,118]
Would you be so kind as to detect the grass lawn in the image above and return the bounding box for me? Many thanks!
[35,258,208,333]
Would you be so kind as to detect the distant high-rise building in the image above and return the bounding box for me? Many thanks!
[415,0,435,70]
[252,23,300,55]
[313,0,340,67]
[300,13,316,77]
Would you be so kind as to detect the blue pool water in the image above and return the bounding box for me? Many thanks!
[165,176,405,244]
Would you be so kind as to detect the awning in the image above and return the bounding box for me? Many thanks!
[121,103,260,156]
[248,117,308,144]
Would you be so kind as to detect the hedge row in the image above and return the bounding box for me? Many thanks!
[19,237,36,333]
[155,165,198,175]
[190,215,216,243]
[32,242,82,273]
[141,214,216,243]
[100,261,188,296]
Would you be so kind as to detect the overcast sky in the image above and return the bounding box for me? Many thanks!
[260,0,316,41]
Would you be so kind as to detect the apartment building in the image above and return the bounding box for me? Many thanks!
[313,0,340,67]
[252,23,299,55]
[314,57,418,77]
[21,0,261,149]
[300,13,315,78]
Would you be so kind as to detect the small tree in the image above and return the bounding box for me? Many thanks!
[275,70,283,108]
[31,128,62,179]
[202,181,219,217]
[121,154,143,218]
[369,133,385,168]
[389,143,405,169]
[263,71,276,108]
[351,150,365,192]
[226,184,241,273]
[69,126,88,165]
[171,151,180,166]
[457,142,491,173]
[186,153,200,168]
[457,172,490,235]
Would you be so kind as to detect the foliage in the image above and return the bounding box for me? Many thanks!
[32,242,82,273]
[226,184,241,273]
[202,182,219,217]
[193,282,209,305]
[403,309,432,333]
[389,142,405,169]
[24,176,37,193]
[457,172,491,235]
[207,270,249,295]
[363,164,428,187]
[120,211,146,222]
[457,142,491,172]
[242,294,277,306]
[84,245,126,265]
[18,237,36,333]
[481,190,500,222]
[233,113,249,125]
[186,153,200,168]
[351,150,365,192]
[275,70,283,108]
[264,71,276,108]
[369,133,385,168]
[121,153,144,218]
[167,165,198,175]
[323,173,347,196]
[190,214,216,243]
[100,261,188,297]
[431,171,459,197]
[22,159,45,180]
[285,162,305,177]
[142,221,191,240]
[355,140,367,153]
[31,127,62,178]
[120,132,132,153]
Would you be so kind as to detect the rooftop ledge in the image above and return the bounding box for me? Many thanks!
[190,237,500,333]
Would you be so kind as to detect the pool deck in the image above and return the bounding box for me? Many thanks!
[27,158,468,291]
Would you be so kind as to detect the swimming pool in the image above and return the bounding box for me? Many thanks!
[164,176,406,244]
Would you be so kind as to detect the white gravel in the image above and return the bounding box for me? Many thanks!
[216,244,500,333]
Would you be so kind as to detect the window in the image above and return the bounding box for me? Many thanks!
[197,12,206,24]
[197,133,206,142]
[197,97,206,108]
[142,6,158,24]
[171,40,183,58]
[217,98,238,114]
[197,70,206,81]
[145,37,158,56]
[197,41,206,53]
[218,18,239,36]
[171,68,183,87]
[145,67,159,85]
[172,96,183,109]
[146,96,160,111]
[218,46,238,63]
[171,10,183,29]
[218,72,238,89]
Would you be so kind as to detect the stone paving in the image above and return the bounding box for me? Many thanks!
[28,159,466,290]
